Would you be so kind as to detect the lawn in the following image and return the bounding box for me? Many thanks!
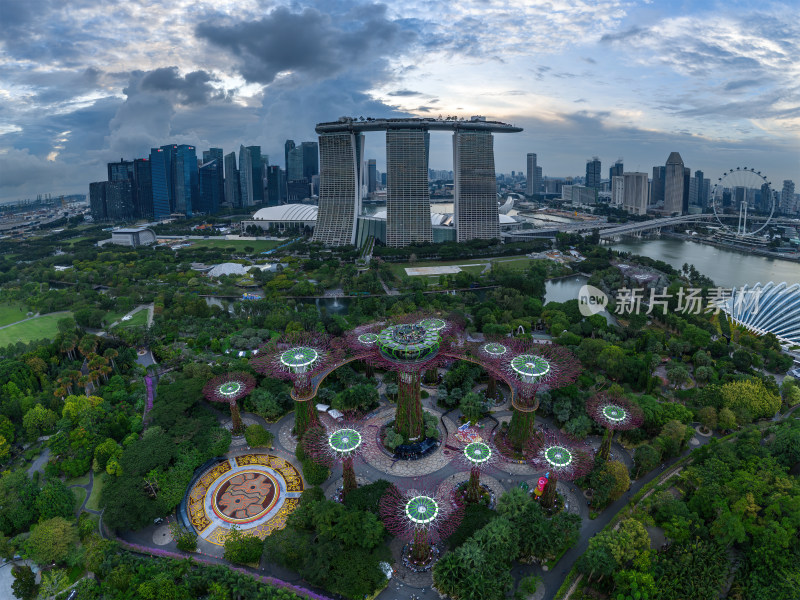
[183,239,284,252]
[65,472,92,486]
[117,309,148,329]
[0,312,71,346]
[0,302,29,327]
[72,487,87,512]
[86,473,106,512]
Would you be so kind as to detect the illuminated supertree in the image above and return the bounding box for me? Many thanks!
[303,422,366,499]
[452,437,500,505]
[528,429,593,509]
[586,392,644,461]
[250,333,341,441]
[347,315,463,442]
[202,372,256,434]
[490,342,580,453]
[380,480,464,569]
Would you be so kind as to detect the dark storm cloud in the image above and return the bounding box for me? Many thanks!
[140,67,227,105]
[195,4,418,85]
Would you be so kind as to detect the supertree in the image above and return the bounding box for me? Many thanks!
[586,392,644,461]
[250,333,342,441]
[528,429,594,509]
[477,340,580,453]
[202,372,256,434]
[347,314,464,442]
[452,436,500,505]
[380,480,464,569]
[303,422,366,499]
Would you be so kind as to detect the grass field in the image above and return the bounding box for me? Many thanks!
[72,487,87,512]
[0,303,29,327]
[0,313,71,346]
[65,472,92,486]
[86,473,106,512]
[118,309,148,329]
[183,239,284,252]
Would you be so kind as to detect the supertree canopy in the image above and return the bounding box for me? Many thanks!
[303,423,366,499]
[347,314,463,442]
[380,481,464,569]
[202,372,256,433]
[586,392,644,460]
[486,342,580,453]
[251,333,341,440]
[528,429,593,509]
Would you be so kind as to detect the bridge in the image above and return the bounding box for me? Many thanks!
[504,213,798,241]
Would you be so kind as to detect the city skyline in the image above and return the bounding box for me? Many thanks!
[1,0,798,203]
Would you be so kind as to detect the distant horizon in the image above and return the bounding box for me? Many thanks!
[1,1,798,203]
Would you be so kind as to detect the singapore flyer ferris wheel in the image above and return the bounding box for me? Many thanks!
[710,167,775,236]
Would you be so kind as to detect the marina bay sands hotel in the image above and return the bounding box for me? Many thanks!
[311,117,523,247]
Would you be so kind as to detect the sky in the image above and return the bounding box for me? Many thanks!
[1,0,799,203]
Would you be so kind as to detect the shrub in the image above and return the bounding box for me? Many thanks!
[384,428,404,450]
[301,459,330,486]
[223,526,263,564]
[244,424,274,448]
[343,479,392,515]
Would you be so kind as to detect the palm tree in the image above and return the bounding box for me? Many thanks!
[78,375,91,396]
[78,334,98,358]
[104,348,119,372]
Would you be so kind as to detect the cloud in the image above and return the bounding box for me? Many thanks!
[139,67,226,105]
[388,89,424,96]
[196,4,418,85]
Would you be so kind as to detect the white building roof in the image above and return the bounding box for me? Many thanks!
[207,262,251,277]
[252,204,318,222]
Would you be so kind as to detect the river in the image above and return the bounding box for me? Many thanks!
[609,237,799,289]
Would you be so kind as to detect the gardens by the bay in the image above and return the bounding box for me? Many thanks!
[162,313,658,600]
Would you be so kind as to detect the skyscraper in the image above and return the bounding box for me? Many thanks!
[585,157,602,190]
[312,133,364,246]
[693,170,705,208]
[301,141,319,181]
[89,180,134,221]
[664,152,685,215]
[173,144,198,217]
[367,159,377,193]
[203,148,223,163]
[609,159,624,181]
[284,140,295,174]
[266,165,285,207]
[223,152,240,208]
[239,145,264,207]
[781,180,795,214]
[198,159,223,214]
[651,166,665,206]
[682,166,691,214]
[287,147,304,182]
[386,129,432,247]
[454,130,499,242]
[89,182,107,221]
[133,158,152,219]
[108,159,134,183]
[611,175,624,207]
[622,172,649,215]
[149,147,171,220]
[526,153,539,196]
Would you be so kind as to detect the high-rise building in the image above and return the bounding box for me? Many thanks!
[133,158,152,219]
[692,170,705,208]
[301,141,319,182]
[622,172,649,215]
[89,180,135,221]
[287,147,304,182]
[650,166,665,206]
[609,159,624,181]
[781,180,795,214]
[173,144,198,217]
[682,166,691,214]
[367,159,377,193]
[108,159,134,183]
[585,157,602,190]
[239,145,264,207]
[453,130,499,241]
[203,148,223,163]
[386,129,432,247]
[611,175,624,207]
[149,147,171,220]
[526,153,539,196]
[89,182,107,221]
[312,133,364,246]
[223,152,240,208]
[664,152,685,215]
[284,140,295,174]
[266,165,285,207]
[198,159,223,214]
